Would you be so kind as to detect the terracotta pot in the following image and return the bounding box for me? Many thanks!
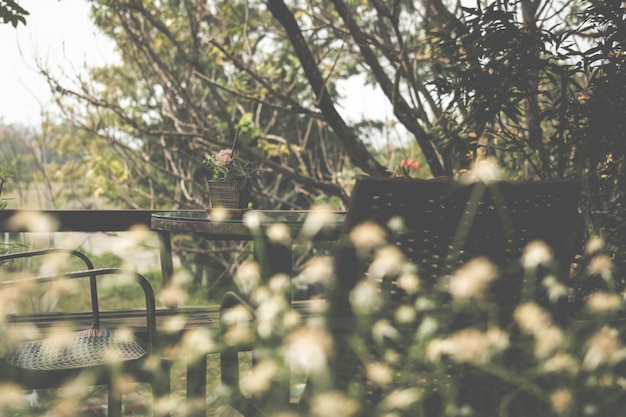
[207,181,250,209]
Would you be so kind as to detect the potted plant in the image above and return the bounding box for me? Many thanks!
[202,130,261,209]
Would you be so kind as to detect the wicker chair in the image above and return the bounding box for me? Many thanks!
[325,176,583,417]
[0,249,170,417]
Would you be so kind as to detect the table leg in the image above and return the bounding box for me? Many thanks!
[157,230,174,290]
[187,355,207,417]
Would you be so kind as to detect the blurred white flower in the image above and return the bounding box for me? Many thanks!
[396,271,420,295]
[448,257,498,300]
[243,210,264,230]
[514,302,552,334]
[382,388,421,410]
[522,240,554,269]
[372,319,400,344]
[300,205,336,238]
[295,256,334,287]
[366,362,393,386]
[550,388,574,414]
[241,359,279,395]
[587,292,622,313]
[394,305,417,324]
[349,221,387,250]
[285,327,332,372]
[311,391,359,417]
[267,223,291,246]
[585,236,605,254]
[588,255,613,280]
[387,216,406,233]
[542,275,568,303]
[426,327,508,364]
[583,327,626,370]
[543,352,579,375]
[417,316,439,339]
[8,212,59,233]
[368,245,406,279]
[350,280,382,314]
[462,157,503,183]
[534,326,564,359]
[234,260,261,294]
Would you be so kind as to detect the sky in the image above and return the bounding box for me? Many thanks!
[0,1,390,130]
[0,0,116,126]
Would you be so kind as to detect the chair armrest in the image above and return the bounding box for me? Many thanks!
[0,268,157,355]
[0,249,102,326]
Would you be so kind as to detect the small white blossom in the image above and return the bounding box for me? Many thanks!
[234,260,261,294]
[583,327,626,370]
[349,221,387,250]
[285,327,332,372]
[587,292,622,313]
[550,388,574,414]
[350,280,382,314]
[243,210,264,230]
[366,362,393,386]
[368,246,406,279]
[396,271,420,295]
[266,223,291,246]
[522,240,554,269]
[462,156,503,183]
[448,257,498,300]
[585,236,605,254]
[311,392,359,417]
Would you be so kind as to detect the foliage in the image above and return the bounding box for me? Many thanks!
[0,165,17,209]
[202,134,262,195]
[218,188,625,417]
[36,0,622,212]
[0,0,28,27]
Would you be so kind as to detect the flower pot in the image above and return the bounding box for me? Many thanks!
[207,181,250,209]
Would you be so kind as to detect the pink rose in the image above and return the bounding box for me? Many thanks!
[214,149,233,166]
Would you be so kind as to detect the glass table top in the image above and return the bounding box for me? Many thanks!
[151,209,346,239]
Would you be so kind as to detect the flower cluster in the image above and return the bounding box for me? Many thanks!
[203,148,261,193]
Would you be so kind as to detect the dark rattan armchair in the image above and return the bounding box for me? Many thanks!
[325,176,583,417]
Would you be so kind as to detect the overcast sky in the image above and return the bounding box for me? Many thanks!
[0,1,115,126]
[1,1,390,132]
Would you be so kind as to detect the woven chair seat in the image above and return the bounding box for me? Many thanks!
[4,328,147,371]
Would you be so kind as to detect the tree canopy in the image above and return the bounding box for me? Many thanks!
[0,1,29,27]
[37,0,626,216]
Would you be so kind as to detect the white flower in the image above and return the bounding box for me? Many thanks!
[583,327,626,370]
[311,391,359,417]
[368,245,406,279]
[426,327,508,364]
[366,362,393,386]
[462,156,503,183]
[550,388,574,414]
[587,292,622,313]
[585,236,604,254]
[350,280,381,314]
[448,257,498,300]
[396,271,420,295]
[285,327,332,372]
[349,221,387,250]
[514,302,552,334]
[234,260,261,294]
[522,240,554,268]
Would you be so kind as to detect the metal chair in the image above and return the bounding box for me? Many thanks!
[0,249,171,417]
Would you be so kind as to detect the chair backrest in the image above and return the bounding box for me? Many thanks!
[332,176,583,320]
[326,176,583,408]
